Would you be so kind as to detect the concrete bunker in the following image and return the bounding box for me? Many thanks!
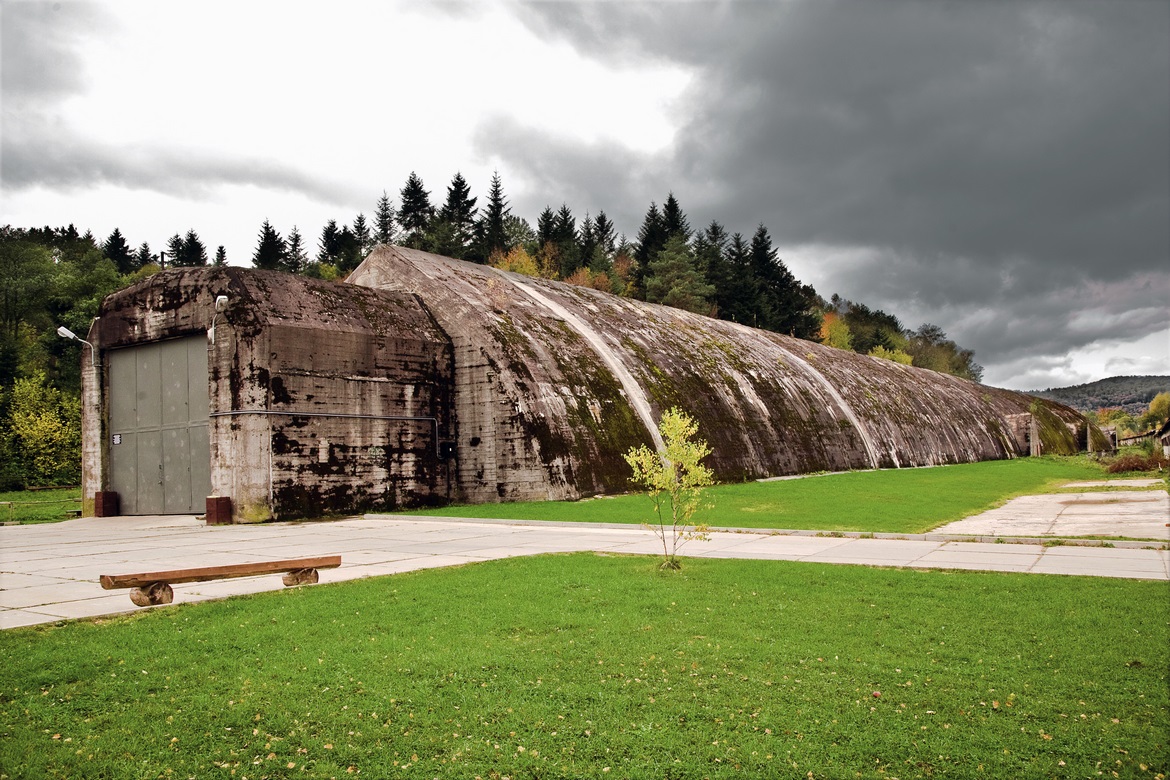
[82,267,455,521]
[80,248,1103,521]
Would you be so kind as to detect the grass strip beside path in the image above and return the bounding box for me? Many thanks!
[405,456,1113,534]
[0,488,81,524]
[0,554,1165,779]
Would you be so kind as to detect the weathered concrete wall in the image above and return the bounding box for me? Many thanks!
[348,252,654,503]
[82,251,1100,520]
[86,267,454,520]
[350,246,1097,501]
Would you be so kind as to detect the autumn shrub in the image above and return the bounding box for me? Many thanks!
[869,344,914,365]
[488,246,540,277]
[563,267,614,292]
[1104,450,1167,474]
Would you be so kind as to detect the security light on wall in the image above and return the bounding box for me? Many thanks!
[56,325,100,367]
[208,294,230,344]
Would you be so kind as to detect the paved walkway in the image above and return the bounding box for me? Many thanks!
[934,488,1170,539]
[2,485,1167,630]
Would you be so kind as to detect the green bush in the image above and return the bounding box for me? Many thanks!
[0,372,81,488]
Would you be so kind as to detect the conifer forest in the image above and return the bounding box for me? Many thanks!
[2,171,985,489]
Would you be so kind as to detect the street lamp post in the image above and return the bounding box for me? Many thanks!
[56,325,100,368]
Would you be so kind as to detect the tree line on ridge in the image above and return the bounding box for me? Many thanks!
[1,171,983,488]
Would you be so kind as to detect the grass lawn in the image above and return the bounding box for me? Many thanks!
[402,456,1126,534]
[0,554,1165,779]
[0,488,81,524]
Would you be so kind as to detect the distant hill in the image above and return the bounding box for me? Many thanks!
[1029,375,1169,415]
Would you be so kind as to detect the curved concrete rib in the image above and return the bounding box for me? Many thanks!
[497,271,667,453]
[771,342,886,469]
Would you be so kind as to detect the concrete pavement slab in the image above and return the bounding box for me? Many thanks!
[801,539,943,560]
[24,594,143,620]
[0,581,102,610]
[0,572,75,589]
[934,490,1169,539]
[913,549,1041,567]
[0,609,65,629]
[4,493,1169,630]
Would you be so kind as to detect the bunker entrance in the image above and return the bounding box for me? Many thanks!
[108,336,211,514]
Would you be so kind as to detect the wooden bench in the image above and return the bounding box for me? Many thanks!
[99,555,342,606]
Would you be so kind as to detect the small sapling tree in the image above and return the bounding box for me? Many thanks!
[624,408,714,569]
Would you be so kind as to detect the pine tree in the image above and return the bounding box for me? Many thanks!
[644,235,714,315]
[553,204,577,245]
[373,191,397,246]
[164,234,183,268]
[335,225,362,274]
[179,230,208,267]
[318,220,341,264]
[437,172,477,259]
[214,246,227,267]
[553,204,580,277]
[476,170,510,261]
[721,232,757,326]
[424,219,462,259]
[252,220,287,271]
[134,242,154,269]
[695,221,731,318]
[578,214,597,274]
[352,213,373,257]
[593,211,616,257]
[662,193,691,241]
[102,228,135,274]
[468,221,487,264]
[536,206,557,248]
[398,172,433,249]
[749,224,818,339]
[286,226,307,274]
[633,202,667,297]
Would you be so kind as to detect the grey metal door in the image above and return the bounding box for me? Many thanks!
[108,337,210,514]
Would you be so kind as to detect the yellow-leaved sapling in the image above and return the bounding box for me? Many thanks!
[624,408,714,570]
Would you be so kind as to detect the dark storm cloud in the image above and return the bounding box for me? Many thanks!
[0,0,353,205]
[473,116,671,232]
[503,0,1169,386]
[517,0,1168,282]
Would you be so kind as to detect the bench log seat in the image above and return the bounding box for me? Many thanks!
[99,555,342,606]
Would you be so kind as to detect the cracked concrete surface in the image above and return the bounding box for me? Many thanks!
[933,486,1169,540]
[2,481,1167,629]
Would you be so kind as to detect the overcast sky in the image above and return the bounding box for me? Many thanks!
[2,0,1167,391]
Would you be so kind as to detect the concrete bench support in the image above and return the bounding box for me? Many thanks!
[99,555,342,606]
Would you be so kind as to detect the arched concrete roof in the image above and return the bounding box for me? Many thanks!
[349,246,1099,502]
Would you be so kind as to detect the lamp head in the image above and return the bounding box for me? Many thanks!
[209,294,230,344]
[57,326,78,340]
